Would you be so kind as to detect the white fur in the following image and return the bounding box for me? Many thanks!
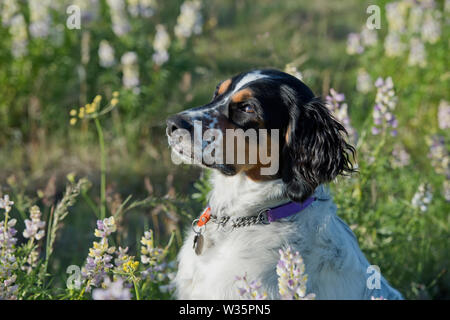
[174,171,403,300]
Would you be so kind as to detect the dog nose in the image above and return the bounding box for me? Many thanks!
[166,115,192,135]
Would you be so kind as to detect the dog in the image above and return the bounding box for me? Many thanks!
[166,69,403,299]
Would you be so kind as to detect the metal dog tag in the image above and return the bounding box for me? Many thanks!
[193,233,204,255]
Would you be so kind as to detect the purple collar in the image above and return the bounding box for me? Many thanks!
[260,197,316,223]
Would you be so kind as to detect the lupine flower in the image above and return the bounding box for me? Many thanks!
[121,52,140,91]
[107,0,131,37]
[28,0,51,38]
[174,0,203,40]
[408,6,424,34]
[372,77,398,136]
[1,0,19,27]
[284,64,303,80]
[356,69,372,94]
[0,196,18,300]
[384,32,406,57]
[23,205,45,241]
[81,217,117,290]
[421,10,441,44]
[235,274,267,300]
[152,25,171,66]
[391,144,411,168]
[277,246,315,300]
[411,183,433,212]
[98,40,115,68]
[326,89,356,142]
[437,100,450,130]
[443,180,450,202]
[385,2,408,33]
[140,230,171,284]
[408,38,427,67]
[128,0,156,18]
[427,135,450,177]
[346,33,364,55]
[72,0,100,24]
[0,195,14,212]
[9,14,28,58]
[360,27,378,47]
[94,216,116,238]
[92,277,131,300]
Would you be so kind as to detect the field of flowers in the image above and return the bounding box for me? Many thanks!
[0,0,449,300]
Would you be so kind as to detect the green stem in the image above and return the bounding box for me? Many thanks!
[95,118,107,220]
[133,278,141,300]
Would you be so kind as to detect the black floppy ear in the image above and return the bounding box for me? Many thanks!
[282,97,356,202]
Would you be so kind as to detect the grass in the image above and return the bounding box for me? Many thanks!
[0,0,449,299]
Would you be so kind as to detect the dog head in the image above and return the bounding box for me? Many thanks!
[167,69,355,202]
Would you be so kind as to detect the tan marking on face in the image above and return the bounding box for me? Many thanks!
[217,79,232,95]
[285,124,291,143]
[231,88,253,103]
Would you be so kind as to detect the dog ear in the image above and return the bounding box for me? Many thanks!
[282,97,356,202]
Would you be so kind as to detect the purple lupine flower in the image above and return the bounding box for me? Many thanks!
[391,144,411,168]
[438,100,450,130]
[372,77,398,136]
[23,205,45,241]
[92,277,131,300]
[356,69,372,93]
[326,89,357,142]
[346,33,364,55]
[411,183,433,212]
[427,135,450,177]
[277,246,315,300]
[235,273,267,300]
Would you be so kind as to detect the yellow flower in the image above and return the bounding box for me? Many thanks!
[78,107,85,119]
[110,98,119,107]
[70,109,77,116]
[112,91,119,98]
[86,103,96,114]
[94,95,102,103]
[70,118,77,125]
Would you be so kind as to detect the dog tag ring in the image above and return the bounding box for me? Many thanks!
[192,218,205,255]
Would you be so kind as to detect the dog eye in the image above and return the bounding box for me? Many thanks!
[241,104,255,113]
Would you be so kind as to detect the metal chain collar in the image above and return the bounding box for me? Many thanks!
[209,210,270,230]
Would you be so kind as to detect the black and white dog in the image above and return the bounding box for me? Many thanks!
[166,69,402,299]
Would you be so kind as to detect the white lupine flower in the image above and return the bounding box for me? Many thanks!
[0,195,14,212]
[391,143,411,168]
[72,0,100,24]
[421,10,441,44]
[23,206,46,241]
[360,27,378,47]
[284,64,303,80]
[408,38,427,67]
[29,0,51,38]
[92,277,131,300]
[9,14,28,58]
[408,6,424,34]
[437,100,450,130]
[1,0,19,26]
[356,69,372,93]
[128,0,156,17]
[98,40,116,68]
[385,1,408,33]
[235,274,267,300]
[411,184,433,212]
[174,0,203,39]
[384,32,406,57]
[121,52,140,90]
[152,24,170,66]
[346,33,364,55]
[372,77,398,136]
[107,0,131,37]
[277,246,315,300]
[443,180,450,202]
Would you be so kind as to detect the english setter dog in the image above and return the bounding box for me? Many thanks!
[166,69,403,299]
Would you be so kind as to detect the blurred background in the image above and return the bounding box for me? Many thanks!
[0,0,449,299]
